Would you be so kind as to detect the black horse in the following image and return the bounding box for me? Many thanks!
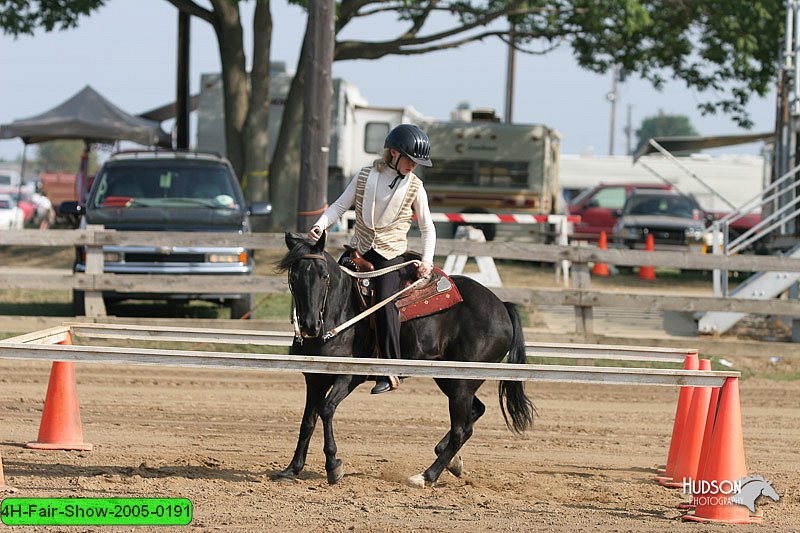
[276,232,534,487]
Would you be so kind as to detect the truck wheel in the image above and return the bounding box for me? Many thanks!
[229,294,254,319]
[73,290,85,316]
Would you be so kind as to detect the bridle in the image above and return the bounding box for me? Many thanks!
[288,253,330,344]
[289,251,423,344]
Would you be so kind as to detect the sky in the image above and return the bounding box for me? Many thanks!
[0,1,777,163]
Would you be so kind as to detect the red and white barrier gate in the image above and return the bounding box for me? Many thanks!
[336,212,580,288]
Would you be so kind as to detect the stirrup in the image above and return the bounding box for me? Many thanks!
[370,376,401,395]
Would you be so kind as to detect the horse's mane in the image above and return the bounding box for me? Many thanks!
[275,238,320,273]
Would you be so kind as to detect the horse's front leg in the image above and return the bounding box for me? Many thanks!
[275,374,331,479]
[319,374,363,484]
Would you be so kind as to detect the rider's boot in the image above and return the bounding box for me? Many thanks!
[370,376,401,394]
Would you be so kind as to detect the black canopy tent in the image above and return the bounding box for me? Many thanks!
[0,85,171,147]
[0,86,171,205]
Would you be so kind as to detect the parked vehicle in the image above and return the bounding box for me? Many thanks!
[417,113,561,241]
[569,180,761,248]
[612,189,713,252]
[0,169,21,188]
[568,183,671,241]
[59,150,271,318]
[0,188,35,225]
[0,193,24,229]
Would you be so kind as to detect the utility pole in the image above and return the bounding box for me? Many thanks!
[175,10,190,150]
[624,104,633,155]
[297,0,335,231]
[607,64,621,155]
[504,23,516,124]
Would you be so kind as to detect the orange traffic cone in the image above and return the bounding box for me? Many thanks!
[678,379,722,509]
[0,449,15,492]
[696,384,723,484]
[0,451,7,491]
[661,359,713,488]
[639,233,656,280]
[26,336,92,451]
[591,231,610,276]
[683,378,757,524]
[655,352,699,481]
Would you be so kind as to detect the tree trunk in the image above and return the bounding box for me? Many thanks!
[211,0,248,180]
[243,0,272,221]
[297,0,334,232]
[266,27,309,232]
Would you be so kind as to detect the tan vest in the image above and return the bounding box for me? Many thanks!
[352,166,421,259]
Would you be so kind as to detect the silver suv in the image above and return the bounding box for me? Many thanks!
[63,151,271,318]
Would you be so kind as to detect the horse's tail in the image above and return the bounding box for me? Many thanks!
[498,302,536,433]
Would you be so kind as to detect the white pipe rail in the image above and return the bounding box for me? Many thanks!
[0,324,727,387]
[0,342,735,388]
[60,323,692,363]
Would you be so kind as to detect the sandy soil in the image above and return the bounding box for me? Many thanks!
[0,359,797,532]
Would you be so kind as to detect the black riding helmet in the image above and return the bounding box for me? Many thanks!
[384,124,433,167]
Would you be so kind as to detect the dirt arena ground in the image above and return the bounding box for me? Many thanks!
[0,359,797,532]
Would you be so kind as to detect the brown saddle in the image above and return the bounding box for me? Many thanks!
[338,247,463,323]
[396,267,463,322]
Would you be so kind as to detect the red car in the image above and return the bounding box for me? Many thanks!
[0,188,35,224]
[568,183,671,241]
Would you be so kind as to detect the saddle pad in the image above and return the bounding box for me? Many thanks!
[395,268,463,322]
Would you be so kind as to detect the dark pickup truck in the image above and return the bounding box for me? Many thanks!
[60,150,271,318]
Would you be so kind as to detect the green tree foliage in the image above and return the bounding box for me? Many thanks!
[35,140,99,174]
[635,111,699,154]
[2,1,782,229]
[265,1,782,229]
[0,0,105,36]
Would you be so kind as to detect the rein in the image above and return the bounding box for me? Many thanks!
[289,254,423,343]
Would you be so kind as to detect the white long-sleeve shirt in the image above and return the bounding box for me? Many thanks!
[314,167,437,263]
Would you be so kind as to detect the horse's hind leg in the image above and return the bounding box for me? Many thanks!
[433,384,486,478]
[409,381,481,488]
[320,375,362,485]
[276,375,330,479]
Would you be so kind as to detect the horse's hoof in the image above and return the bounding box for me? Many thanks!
[406,473,428,488]
[272,468,298,480]
[447,455,463,478]
[327,463,344,485]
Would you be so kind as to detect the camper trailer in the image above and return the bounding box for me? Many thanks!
[0,168,21,188]
[417,114,560,240]
[196,66,561,240]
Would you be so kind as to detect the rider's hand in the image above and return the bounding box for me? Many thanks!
[308,225,323,241]
[417,261,433,279]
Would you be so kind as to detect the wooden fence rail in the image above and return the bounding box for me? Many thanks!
[2,229,800,337]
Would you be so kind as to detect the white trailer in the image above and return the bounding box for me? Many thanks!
[196,66,561,240]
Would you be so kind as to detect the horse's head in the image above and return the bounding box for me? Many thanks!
[280,232,334,339]
[734,476,781,512]
[761,482,780,501]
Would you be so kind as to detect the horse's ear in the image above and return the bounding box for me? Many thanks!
[313,230,327,252]
[285,232,302,250]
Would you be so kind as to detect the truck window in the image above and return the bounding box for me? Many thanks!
[589,187,626,209]
[364,122,390,154]
[91,163,239,209]
[0,175,12,186]
[423,160,528,188]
